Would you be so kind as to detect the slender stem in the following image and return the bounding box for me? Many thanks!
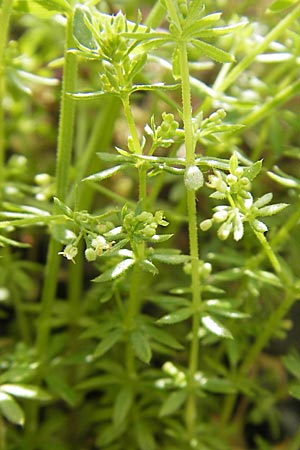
[145,0,166,28]
[122,94,141,155]
[0,0,13,200]
[67,97,120,207]
[55,21,77,202]
[177,38,202,440]
[253,229,282,277]
[36,13,77,360]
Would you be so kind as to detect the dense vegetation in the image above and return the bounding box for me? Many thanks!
[1,0,300,448]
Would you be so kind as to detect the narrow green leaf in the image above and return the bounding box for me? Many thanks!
[135,420,156,450]
[0,235,30,248]
[68,90,111,101]
[253,193,273,208]
[131,83,180,93]
[53,197,72,216]
[73,5,97,50]
[94,328,123,358]
[257,203,288,217]
[32,0,70,13]
[139,259,159,275]
[145,325,183,350]
[244,269,282,287]
[159,390,187,417]
[243,160,262,181]
[147,234,173,243]
[0,392,24,426]
[93,259,135,282]
[82,165,125,182]
[152,252,190,265]
[229,153,239,174]
[268,0,298,13]
[130,329,152,364]
[157,308,193,325]
[113,386,134,426]
[191,39,235,63]
[267,170,300,188]
[201,315,233,339]
[197,20,248,37]
[202,377,237,394]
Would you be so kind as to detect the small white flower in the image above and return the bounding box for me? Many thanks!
[58,244,78,263]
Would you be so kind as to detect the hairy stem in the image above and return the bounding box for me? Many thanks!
[36,13,77,360]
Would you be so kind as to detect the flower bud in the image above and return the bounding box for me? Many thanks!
[199,219,212,231]
[85,248,97,262]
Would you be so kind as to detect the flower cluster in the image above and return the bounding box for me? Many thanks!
[122,209,169,241]
[85,235,112,262]
[145,113,180,152]
[200,153,288,241]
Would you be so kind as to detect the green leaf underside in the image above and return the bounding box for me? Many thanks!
[191,40,235,63]
[201,315,233,339]
[93,259,135,282]
[157,308,193,324]
[0,384,51,401]
[83,165,125,182]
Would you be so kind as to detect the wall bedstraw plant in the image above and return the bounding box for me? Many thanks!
[1,0,300,449]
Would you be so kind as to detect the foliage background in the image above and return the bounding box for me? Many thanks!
[0,0,300,449]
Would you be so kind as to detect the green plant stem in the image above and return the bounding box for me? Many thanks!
[67,97,120,208]
[122,94,141,155]
[177,38,202,440]
[253,229,282,277]
[145,0,166,28]
[122,95,146,380]
[0,0,13,202]
[124,264,140,378]
[164,0,202,435]
[36,12,77,361]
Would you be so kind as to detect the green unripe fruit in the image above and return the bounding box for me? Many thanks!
[184,165,204,191]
